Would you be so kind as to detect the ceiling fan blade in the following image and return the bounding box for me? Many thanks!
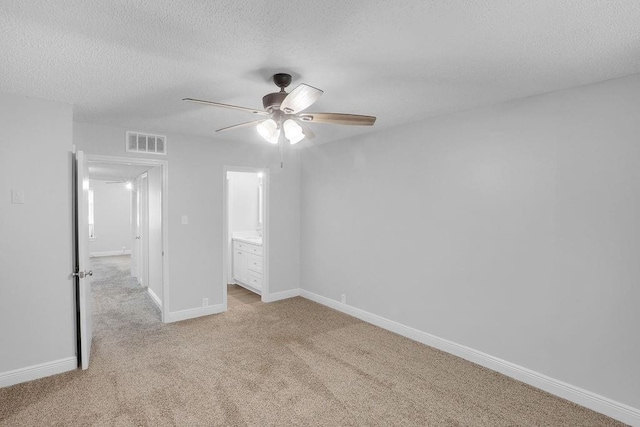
[216,120,264,133]
[280,84,323,114]
[183,98,269,116]
[298,112,376,126]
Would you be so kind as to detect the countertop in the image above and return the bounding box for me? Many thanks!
[233,236,263,246]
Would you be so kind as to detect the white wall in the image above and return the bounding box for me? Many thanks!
[74,122,301,312]
[300,74,640,410]
[228,171,259,234]
[89,180,131,255]
[0,93,75,377]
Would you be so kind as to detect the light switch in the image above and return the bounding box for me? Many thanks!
[181,215,188,225]
[11,189,24,204]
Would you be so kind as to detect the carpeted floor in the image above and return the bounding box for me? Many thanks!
[91,255,162,336]
[0,256,624,426]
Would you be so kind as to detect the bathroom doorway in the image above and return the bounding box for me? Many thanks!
[222,167,269,309]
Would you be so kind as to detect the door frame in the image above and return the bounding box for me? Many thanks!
[222,165,270,308]
[86,154,170,322]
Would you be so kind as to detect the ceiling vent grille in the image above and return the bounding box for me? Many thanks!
[126,131,167,155]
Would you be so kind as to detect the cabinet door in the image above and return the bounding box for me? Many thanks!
[233,250,247,283]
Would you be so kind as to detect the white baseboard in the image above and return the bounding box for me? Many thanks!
[299,289,640,426]
[165,304,225,323]
[0,357,77,388]
[90,250,131,257]
[147,287,162,309]
[263,288,300,303]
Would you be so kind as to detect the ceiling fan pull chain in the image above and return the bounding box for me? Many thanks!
[280,129,284,168]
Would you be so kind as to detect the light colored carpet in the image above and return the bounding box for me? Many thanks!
[0,256,624,426]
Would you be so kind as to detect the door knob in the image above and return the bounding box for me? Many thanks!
[73,270,93,278]
[135,236,140,239]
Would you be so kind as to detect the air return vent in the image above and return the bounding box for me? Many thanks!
[126,131,167,155]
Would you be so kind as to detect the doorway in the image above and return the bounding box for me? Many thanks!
[85,154,169,322]
[223,167,269,309]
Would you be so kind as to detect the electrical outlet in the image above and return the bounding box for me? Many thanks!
[341,294,346,304]
[11,189,24,204]
[202,298,208,307]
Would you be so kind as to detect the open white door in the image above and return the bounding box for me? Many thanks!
[75,150,93,370]
[140,173,150,288]
[130,178,140,280]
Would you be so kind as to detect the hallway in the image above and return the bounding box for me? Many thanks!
[90,255,161,344]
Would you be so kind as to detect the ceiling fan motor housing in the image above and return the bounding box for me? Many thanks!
[262,92,288,113]
[263,73,293,112]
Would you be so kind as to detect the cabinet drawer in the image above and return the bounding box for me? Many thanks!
[248,254,263,273]
[246,244,263,255]
[248,270,262,288]
[233,241,263,255]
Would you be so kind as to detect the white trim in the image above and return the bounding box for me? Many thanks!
[261,170,270,303]
[263,288,300,303]
[222,173,229,312]
[299,289,640,426]
[165,304,225,323]
[90,249,132,257]
[0,357,77,388]
[161,159,169,324]
[85,154,169,324]
[147,287,162,309]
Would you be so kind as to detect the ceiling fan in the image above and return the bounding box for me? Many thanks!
[183,73,376,146]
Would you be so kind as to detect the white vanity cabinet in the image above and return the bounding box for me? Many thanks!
[233,239,263,292]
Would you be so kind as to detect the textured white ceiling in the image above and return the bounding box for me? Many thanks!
[2,1,640,145]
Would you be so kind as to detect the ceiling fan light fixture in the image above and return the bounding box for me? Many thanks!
[257,119,280,144]
[283,119,304,145]
[185,73,377,147]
